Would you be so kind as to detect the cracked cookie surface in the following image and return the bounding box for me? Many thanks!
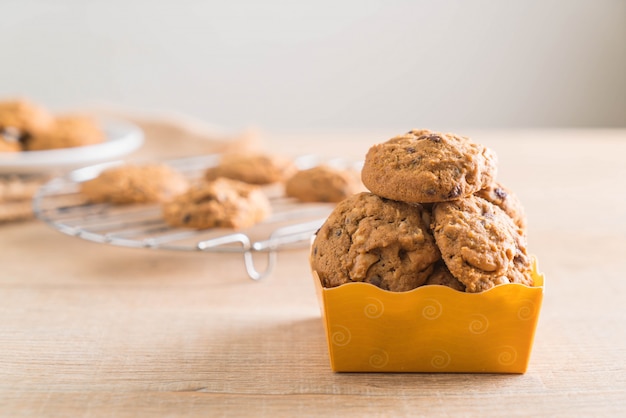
[432,195,532,293]
[80,164,189,204]
[162,177,271,229]
[424,261,466,291]
[285,165,361,203]
[205,153,297,185]
[311,192,440,292]
[361,129,497,203]
[475,181,526,232]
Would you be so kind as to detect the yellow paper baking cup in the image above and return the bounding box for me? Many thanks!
[313,258,544,373]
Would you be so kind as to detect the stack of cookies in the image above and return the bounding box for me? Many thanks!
[311,129,532,293]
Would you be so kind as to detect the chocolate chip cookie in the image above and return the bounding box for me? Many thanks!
[80,164,189,204]
[162,177,271,229]
[311,192,440,292]
[205,153,297,185]
[285,165,361,203]
[361,129,498,203]
[0,99,54,148]
[475,182,526,232]
[432,195,532,293]
[424,261,466,291]
[0,137,20,152]
[26,114,105,151]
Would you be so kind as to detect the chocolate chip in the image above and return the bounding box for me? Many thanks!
[182,214,192,224]
[0,127,23,143]
[417,134,442,143]
[407,147,416,154]
[368,275,382,288]
[335,229,342,237]
[494,187,507,199]
[447,185,462,199]
[398,249,408,261]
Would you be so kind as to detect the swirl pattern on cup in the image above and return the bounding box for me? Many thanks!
[369,348,389,369]
[497,346,518,366]
[431,350,451,369]
[517,300,535,320]
[331,325,351,346]
[363,297,384,319]
[422,298,443,320]
[468,314,489,334]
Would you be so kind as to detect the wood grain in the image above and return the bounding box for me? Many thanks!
[1,129,625,417]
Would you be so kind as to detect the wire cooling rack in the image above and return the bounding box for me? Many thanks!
[33,154,361,280]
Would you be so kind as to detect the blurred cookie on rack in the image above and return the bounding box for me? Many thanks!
[285,165,362,203]
[204,152,297,185]
[80,163,189,204]
[0,174,50,223]
[162,177,271,229]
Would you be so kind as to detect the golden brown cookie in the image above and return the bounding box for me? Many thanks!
[26,114,105,151]
[311,192,440,292]
[0,99,54,146]
[0,137,21,152]
[432,195,532,293]
[0,174,49,222]
[80,164,189,204]
[423,261,466,291]
[0,175,47,202]
[361,129,498,203]
[285,165,361,203]
[475,182,526,232]
[204,153,297,185]
[162,178,271,229]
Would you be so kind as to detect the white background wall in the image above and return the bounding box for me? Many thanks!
[1,0,624,133]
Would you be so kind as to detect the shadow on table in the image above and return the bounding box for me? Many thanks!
[181,316,541,398]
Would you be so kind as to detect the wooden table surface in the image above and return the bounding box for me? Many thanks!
[1,129,625,417]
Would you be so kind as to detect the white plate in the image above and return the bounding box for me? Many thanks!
[0,119,144,174]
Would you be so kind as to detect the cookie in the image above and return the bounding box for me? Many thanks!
[0,99,54,146]
[475,182,526,232]
[311,192,440,292]
[80,164,189,204]
[432,195,532,293]
[0,199,35,223]
[424,261,466,291]
[0,137,21,152]
[285,165,361,203]
[0,174,49,222]
[361,129,498,203]
[162,178,271,229]
[26,114,105,151]
[0,175,47,202]
[204,153,297,185]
